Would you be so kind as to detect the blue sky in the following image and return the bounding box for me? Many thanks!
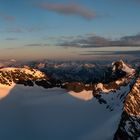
[0,0,140,61]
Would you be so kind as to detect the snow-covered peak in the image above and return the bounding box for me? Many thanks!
[1,67,46,78]
[112,60,135,75]
[0,67,48,86]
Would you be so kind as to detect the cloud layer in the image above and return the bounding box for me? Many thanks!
[5,38,18,40]
[25,43,48,47]
[38,3,96,20]
[80,50,140,56]
[58,34,140,48]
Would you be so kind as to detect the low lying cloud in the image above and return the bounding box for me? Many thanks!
[80,50,140,56]
[58,34,140,48]
[79,50,140,61]
[5,38,18,40]
[37,3,96,20]
[25,43,48,47]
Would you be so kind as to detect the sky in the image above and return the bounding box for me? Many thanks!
[0,0,140,61]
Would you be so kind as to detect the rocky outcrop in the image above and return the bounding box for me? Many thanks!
[114,75,140,140]
[0,67,48,86]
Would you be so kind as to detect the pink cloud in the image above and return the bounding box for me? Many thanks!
[3,15,15,21]
[0,13,15,22]
[38,3,96,20]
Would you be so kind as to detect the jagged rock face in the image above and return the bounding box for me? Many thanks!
[114,112,140,140]
[125,76,140,116]
[93,73,135,112]
[0,68,48,86]
[94,76,132,94]
[114,75,140,140]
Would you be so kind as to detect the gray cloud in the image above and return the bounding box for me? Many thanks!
[5,38,18,40]
[115,50,140,55]
[58,34,140,48]
[25,44,43,47]
[37,3,96,20]
[79,50,140,62]
[80,50,140,56]
[25,43,48,47]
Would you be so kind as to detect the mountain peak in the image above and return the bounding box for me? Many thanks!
[112,60,135,75]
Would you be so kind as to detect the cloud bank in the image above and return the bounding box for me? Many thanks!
[80,50,140,56]
[58,34,140,48]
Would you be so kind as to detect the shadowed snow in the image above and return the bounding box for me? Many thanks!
[0,85,122,140]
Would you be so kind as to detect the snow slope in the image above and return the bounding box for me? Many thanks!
[0,83,15,99]
[0,84,125,140]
